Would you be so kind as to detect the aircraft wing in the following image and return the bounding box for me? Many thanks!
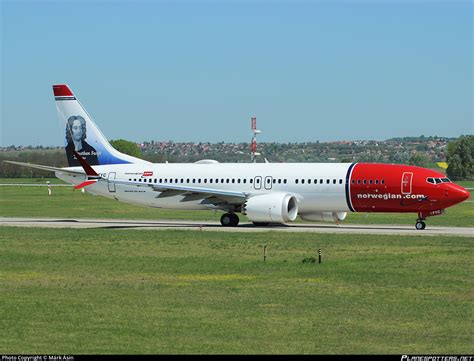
[110,179,248,205]
[4,160,86,176]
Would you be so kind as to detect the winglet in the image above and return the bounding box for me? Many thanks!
[73,150,99,177]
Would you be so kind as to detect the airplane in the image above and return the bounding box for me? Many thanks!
[6,84,470,230]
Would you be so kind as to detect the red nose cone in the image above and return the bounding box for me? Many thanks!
[452,186,470,203]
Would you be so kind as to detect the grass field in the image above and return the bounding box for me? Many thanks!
[1,178,472,227]
[0,227,472,354]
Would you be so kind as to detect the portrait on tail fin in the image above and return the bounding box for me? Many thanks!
[65,115,99,166]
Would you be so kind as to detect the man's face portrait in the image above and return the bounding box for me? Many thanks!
[71,119,83,142]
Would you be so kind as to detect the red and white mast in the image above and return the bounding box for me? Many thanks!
[250,116,261,163]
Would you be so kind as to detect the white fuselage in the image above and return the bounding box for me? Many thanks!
[57,162,352,214]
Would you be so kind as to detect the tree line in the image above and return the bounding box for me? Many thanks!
[0,136,472,180]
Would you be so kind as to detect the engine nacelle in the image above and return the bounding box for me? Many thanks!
[243,193,298,223]
[300,212,347,223]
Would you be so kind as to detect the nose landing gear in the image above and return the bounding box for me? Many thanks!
[415,219,426,230]
[415,210,445,230]
[220,213,239,227]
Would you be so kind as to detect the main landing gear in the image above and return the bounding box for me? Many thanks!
[415,219,426,230]
[220,213,239,227]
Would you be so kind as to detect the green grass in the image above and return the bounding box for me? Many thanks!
[0,227,472,354]
[1,180,472,227]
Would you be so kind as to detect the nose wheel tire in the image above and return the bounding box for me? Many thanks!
[415,220,426,230]
[220,213,239,227]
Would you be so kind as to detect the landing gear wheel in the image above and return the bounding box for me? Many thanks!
[220,213,239,227]
[415,220,426,230]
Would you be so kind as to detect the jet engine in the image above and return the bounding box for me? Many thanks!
[300,212,347,223]
[243,193,298,223]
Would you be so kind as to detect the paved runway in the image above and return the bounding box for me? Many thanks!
[0,217,472,236]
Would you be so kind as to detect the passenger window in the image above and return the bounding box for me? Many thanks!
[308,179,311,184]
[339,179,343,184]
[232,179,235,183]
[204,179,207,183]
[284,179,287,184]
[296,179,299,184]
[278,179,281,184]
[357,180,361,184]
[352,180,355,184]
[320,179,323,184]
[302,179,305,184]
[381,180,385,185]
[326,179,330,184]
[243,179,247,184]
[375,180,379,184]
[238,179,241,183]
[363,180,367,184]
[210,179,213,183]
[369,180,373,185]
[192,179,195,183]
[332,179,336,184]
[250,179,253,184]
[226,179,230,183]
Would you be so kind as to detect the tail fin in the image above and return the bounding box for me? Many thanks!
[53,84,149,167]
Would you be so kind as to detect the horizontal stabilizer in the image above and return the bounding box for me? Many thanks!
[3,160,85,176]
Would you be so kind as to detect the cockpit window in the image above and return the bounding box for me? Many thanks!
[427,177,451,184]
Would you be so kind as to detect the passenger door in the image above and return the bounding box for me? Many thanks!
[401,172,413,194]
[108,172,116,192]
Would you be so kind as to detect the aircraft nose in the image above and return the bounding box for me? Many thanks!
[448,185,470,204]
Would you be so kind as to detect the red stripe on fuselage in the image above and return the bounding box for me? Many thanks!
[348,163,457,213]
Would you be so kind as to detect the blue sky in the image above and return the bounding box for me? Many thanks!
[1,0,472,146]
